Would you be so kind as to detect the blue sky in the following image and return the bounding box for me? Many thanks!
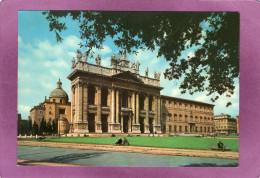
[18,11,239,119]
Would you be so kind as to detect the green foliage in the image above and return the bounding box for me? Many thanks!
[32,121,39,135]
[52,120,58,134]
[43,136,239,152]
[43,11,239,104]
[39,118,47,135]
[27,119,33,135]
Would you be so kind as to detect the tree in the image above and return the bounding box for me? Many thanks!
[27,119,33,135]
[39,118,47,135]
[32,121,39,135]
[46,121,52,135]
[52,119,58,134]
[43,11,239,105]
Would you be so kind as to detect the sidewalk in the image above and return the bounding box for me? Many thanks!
[18,140,239,160]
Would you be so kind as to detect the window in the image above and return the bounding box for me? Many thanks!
[179,115,182,121]
[200,127,203,132]
[49,106,52,109]
[174,102,177,109]
[169,101,172,108]
[195,127,198,132]
[200,117,203,122]
[60,99,63,103]
[49,118,52,122]
[59,108,66,114]
[179,103,182,109]
[49,111,52,114]
[190,105,193,110]
[53,99,56,103]
[185,104,188,110]
[174,114,177,121]
[169,125,172,132]
[179,126,182,132]
[204,127,206,132]
[185,115,188,122]
[195,106,197,111]
[174,125,177,132]
[38,117,42,122]
[39,110,43,114]
[208,127,210,132]
[185,126,188,132]
[168,114,172,121]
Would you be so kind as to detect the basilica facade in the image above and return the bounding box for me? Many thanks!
[67,49,215,134]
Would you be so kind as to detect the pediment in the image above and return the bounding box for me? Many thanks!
[112,71,144,84]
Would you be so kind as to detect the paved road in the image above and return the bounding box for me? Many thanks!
[18,146,238,167]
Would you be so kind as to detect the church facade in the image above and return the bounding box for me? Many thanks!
[67,49,215,135]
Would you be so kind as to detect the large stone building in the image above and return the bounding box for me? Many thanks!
[214,113,237,134]
[29,79,71,134]
[161,96,214,134]
[67,49,214,134]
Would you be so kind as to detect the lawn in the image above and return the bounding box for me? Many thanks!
[39,136,239,152]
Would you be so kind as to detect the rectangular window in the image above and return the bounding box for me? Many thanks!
[49,106,52,109]
[169,125,172,132]
[49,111,52,114]
[200,127,203,132]
[38,117,42,122]
[59,108,66,114]
[49,118,52,122]
[179,126,182,132]
[185,126,188,132]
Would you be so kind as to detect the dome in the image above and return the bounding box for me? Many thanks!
[50,88,68,98]
[49,79,68,98]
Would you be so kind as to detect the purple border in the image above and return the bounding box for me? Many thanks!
[1,0,260,177]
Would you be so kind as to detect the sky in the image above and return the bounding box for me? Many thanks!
[18,11,239,119]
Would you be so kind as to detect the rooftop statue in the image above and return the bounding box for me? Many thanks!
[145,67,149,77]
[154,71,157,79]
[72,57,75,66]
[83,51,88,62]
[157,72,161,80]
[95,54,101,66]
[77,49,82,62]
[111,53,116,60]
[136,61,140,70]
[131,61,135,69]
[122,49,126,59]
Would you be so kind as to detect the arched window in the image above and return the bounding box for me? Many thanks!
[179,115,182,121]
[174,102,177,109]
[185,115,188,122]
[168,114,172,121]
[174,114,177,121]
[200,116,203,123]
[195,116,198,122]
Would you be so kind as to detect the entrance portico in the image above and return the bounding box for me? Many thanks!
[68,49,163,134]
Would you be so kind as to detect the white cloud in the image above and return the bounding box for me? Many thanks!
[40,81,54,90]
[195,95,207,102]
[44,60,70,69]
[50,70,59,77]
[18,105,31,114]
[63,35,81,49]
[171,89,179,96]
[93,45,112,55]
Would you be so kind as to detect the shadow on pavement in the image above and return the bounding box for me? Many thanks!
[183,162,238,167]
[45,151,107,163]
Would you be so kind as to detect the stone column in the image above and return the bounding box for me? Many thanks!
[132,91,140,133]
[128,91,131,108]
[144,93,150,133]
[77,81,83,122]
[83,83,88,121]
[116,88,120,123]
[111,87,115,123]
[96,85,102,133]
[136,92,140,124]
[82,83,89,133]
[71,85,75,125]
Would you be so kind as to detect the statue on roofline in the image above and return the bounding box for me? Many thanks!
[157,72,161,80]
[72,57,75,66]
[83,51,88,62]
[131,61,135,69]
[136,61,140,70]
[77,49,82,62]
[154,71,157,79]
[95,54,101,66]
[145,67,149,77]
[122,49,126,59]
